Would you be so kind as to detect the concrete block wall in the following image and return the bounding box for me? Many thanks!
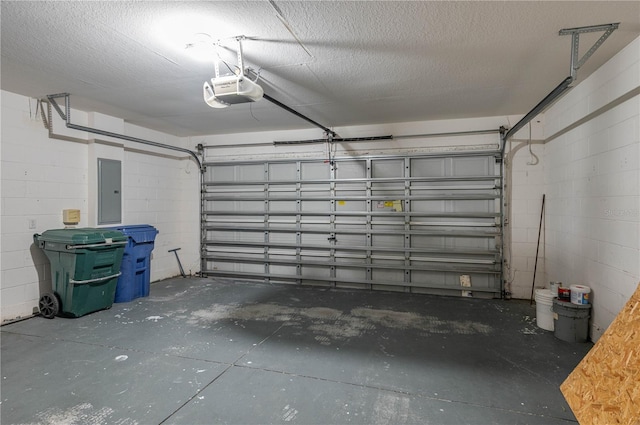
[543,36,640,341]
[504,129,547,300]
[1,92,90,321]
[122,149,200,279]
[1,91,199,323]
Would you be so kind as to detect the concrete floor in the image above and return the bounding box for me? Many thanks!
[1,277,592,424]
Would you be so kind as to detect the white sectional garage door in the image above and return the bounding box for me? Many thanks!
[202,151,503,297]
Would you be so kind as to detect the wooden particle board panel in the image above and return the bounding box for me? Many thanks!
[561,283,640,425]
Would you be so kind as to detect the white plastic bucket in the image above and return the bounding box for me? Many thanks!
[570,284,591,305]
[535,289,555,331]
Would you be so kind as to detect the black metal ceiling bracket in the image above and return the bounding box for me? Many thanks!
[273,129,502,146]
[262,93,338,138]
[273,135,393,145]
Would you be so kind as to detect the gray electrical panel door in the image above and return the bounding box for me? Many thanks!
[98,158,121,225]
[201,151,502,298]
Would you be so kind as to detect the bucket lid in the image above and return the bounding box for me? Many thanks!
[553,299,591,309]
[570,284,591,292]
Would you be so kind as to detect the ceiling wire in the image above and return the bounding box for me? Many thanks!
[220,59,239,76]
[250,67,263,83]
[268,0,314,58]
[249,102,260,122]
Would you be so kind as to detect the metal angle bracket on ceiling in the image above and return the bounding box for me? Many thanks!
[559,22,620,80]
[501,22,619,148]
[44,93,203,170]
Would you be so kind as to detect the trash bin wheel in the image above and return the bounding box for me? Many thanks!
[39,293,59,319]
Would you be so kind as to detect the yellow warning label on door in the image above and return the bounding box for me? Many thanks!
[384,201,394,207]
[338,200,346,206]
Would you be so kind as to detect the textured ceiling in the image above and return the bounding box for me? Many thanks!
[1,1,639,137]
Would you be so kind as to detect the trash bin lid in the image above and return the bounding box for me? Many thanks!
[38,228,127,245]
[107,225,158,243]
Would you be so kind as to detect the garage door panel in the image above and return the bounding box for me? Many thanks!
[209,164,264,182]
[238,263,265,273]
[268,162,297,180]
[335,160,366,178]
[300,200,329,212]
[411,235,446,249]
[210,230,262,243]
[372,269,405,284]
[270,219,297,228]
[372,159,403,176]
[230,200,264,212]
[335,234,367,246]
[450,237,495,250]
[270,264,298,276]
[336,200,366,212]
[410,270,447,286]
[203,151,502,297]
[450,199,495,213]
[336,181,367,190]
[412,200,446,212]
[300,184,330,195]
[301,233,330,245]
[268,187,296,198]
[372,234,404,247]
[335,254,366,263]
[372,258,405,266]
[301,162,329,179]
[300,223,331,231]
[335,221,366,230]
[300,266,331,279]
[451,157,491,176]
[263,201,290,213]
[336,268,366,281]
[410,158,446,177]
[300,251,329,259]
[269,233,297,244]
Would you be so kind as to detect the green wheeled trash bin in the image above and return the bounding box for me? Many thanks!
[34,228,127,318]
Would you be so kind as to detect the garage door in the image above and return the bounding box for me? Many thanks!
[201,150,503,297]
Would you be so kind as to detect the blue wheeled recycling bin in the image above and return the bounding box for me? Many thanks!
[105,225,158,303]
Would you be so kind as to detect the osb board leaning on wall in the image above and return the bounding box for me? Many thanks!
[561,283,640,425]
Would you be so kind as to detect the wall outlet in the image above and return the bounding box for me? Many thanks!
[28,219,37,229]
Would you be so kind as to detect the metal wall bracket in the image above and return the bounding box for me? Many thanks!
[502,22,619,149]
[559,22,619,80]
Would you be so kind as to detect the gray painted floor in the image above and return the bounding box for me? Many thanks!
[1,277,592,425]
